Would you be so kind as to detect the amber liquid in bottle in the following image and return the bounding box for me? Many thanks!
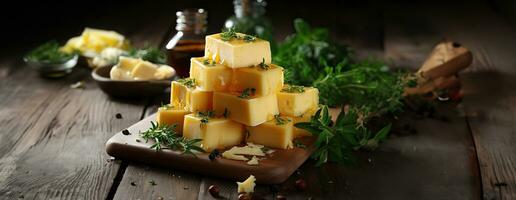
[167,40,205,78]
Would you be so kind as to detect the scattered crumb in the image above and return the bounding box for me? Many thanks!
[70,81,85,89]
[149,180,157,186]
[247,156,259,165]
[130,182,136,186]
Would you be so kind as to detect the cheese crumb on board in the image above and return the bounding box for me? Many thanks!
[237,175,256,193]
[247,156,259,165]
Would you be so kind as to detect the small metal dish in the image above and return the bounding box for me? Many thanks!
[92,65,174,98]
[25,55,79,78]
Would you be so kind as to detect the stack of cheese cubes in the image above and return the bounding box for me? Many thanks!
[157,33,319,152]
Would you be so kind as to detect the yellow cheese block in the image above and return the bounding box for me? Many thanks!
[246,116,294,149]
[170,79,213,112]
[118,56,140,71]
[131,60,158,80]
[61,28,128,55]
[277,86,319,117]
[213,92,278,126]
[190,57,232,91]
[156,105,190,134]
[204,33,271,68]
[183,114,244,151]
[230,64,284,96]
[291,108,318,138]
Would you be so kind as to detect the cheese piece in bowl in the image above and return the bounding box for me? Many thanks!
[110,56,175,81]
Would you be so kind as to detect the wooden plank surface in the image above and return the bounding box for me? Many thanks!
[0,3,168,199]
[384,1,516,199]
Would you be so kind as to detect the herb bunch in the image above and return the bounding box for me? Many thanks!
[295,106,391,166]
[25,41,76,64]
[127,46,167,64]
[140,122,205,156]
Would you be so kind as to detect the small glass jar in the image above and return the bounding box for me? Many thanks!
[224,0,273,43]
[165,9,207,78]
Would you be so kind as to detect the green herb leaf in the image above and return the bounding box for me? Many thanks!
[25,41,75,64]
[177,78,196,88]
[281,85,305,93]
[127,46,167,64]
[258,58,270,70]
[274,114,291,125]
[238,88,256,98]
[243,35,257,42]
[220,28,239,41]
[139,121,205,155]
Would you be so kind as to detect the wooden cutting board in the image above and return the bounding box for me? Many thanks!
[105,113,315,184]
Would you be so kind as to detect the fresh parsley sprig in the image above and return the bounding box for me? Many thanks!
[295,105,391,166]
[140,122,205,156]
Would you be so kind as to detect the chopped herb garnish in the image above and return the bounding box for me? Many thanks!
[293,139,307,148]
[220,28,239,41]
[281,85,305,93]
[177,78,196,88]
[24,41,76,64]
[243,35,257,42]
[258,58,270,70]
[238,88,256,98]
[274,115,291,125]
[223,108,230,118]
[260,146,270,153]
[203,58,216,66]
[149,180,157,186]
[140,122,205,156]
[197,111,215,127]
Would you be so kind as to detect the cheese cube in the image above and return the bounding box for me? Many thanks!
[277,86,319,117]
[170,79,213,112]
[292,108,317,138]
[230,64,284,96]
[183,114,244,151]
[213,92,278,126]
[131,60,158,80]
[190,57,232,91]
[205,33,271,68]
[246,116,294,149]
[156,105,190,134]
[118,56,139,71]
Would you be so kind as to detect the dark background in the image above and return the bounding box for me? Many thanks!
[2,0,515,55]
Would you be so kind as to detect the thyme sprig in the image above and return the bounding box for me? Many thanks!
[140,122,205,156]
[281,85,305,93]
[177,78,196,89]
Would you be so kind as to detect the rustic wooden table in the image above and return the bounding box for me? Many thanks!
[1,1,515,199]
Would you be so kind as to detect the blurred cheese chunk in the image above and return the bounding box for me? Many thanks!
[156,105,190,134]
[277,86,319,117]
[213,92,278,126]
[205,33,271,68]
[292,108,317,138]
[237,175,256,193]
[110,56,175,81]
[247,116,294,149]
[61,28,129,56]
[183,114,244,152]
[90,47,126,68]
[190,57,232,91]
[247,156,259,165]
[131,60,158,80]
[230,64,284,96]
[170,80,213,112]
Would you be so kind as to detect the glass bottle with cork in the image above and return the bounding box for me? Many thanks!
[165,9,207,78]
